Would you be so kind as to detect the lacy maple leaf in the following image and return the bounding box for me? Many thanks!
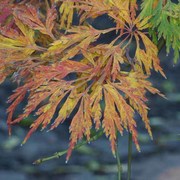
[0,0,171,162]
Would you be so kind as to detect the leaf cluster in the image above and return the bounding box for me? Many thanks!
[140,0,180,62]
[0,0,177,161]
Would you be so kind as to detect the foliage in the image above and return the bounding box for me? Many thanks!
[140,0,180,62]
[0,0,179,162]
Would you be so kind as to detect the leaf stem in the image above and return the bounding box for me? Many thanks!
[157,38,165,52]
[115,138,122,180]
[45,0,50,9]
[33,129,104,165]
[127,132,132,180]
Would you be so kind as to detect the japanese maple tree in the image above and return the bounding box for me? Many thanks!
[0,0,179,173]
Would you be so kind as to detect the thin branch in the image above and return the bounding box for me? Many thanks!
[157,38,166,52]
[127,132,132,180]
[115,134,122,180]
[33,129,104,165]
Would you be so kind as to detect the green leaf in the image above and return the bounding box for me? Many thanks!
[140,0,180,62]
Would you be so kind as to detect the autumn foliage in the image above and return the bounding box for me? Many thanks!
[0,0,179,161]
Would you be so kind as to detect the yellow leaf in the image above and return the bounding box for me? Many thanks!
[59,2,75,29]
[134,32,166,77]
[90,84,103,129]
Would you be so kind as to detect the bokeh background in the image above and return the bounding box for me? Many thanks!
[0,2,180,180]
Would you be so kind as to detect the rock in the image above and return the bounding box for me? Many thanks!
[157,166,180,180]
[0,170,27,180]
[61,172,94,180]
[132,153,180,180]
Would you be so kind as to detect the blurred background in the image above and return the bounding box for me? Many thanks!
[0,2,180,179]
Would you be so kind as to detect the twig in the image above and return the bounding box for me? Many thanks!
[33,129,104,165]
[157,38,165,52]
[115,134,122,180]
[127,132,132,180]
